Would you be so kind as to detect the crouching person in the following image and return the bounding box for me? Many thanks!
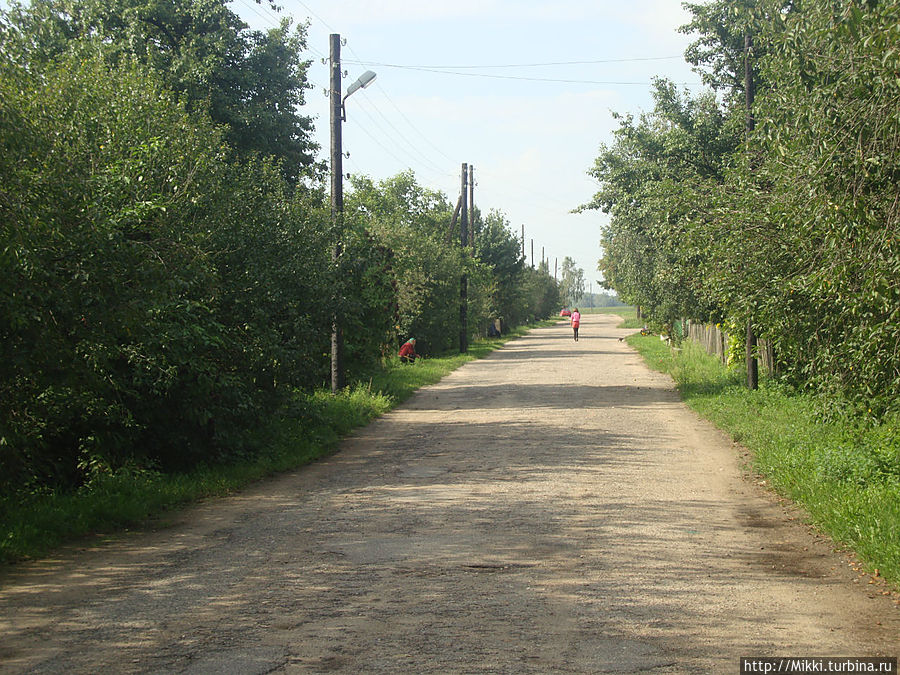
[399,338,418,363]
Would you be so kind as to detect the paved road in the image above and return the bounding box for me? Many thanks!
[1,314,898,674]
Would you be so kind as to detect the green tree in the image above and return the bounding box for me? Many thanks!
[741,0,900,413]
[473,209,526,331]
[345,172,467,356]
[581,79,740,330]
[597,0,900,416]
[1,0,317,182]
[559,257,585,307]
[521,261,561,323]
[680,0,759,96]
[0,51,332,491]
[1,54,226,485]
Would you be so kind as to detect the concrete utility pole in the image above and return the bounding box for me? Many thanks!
[459,163,468,353]
[329,33,345,393]
[744,31,758,391]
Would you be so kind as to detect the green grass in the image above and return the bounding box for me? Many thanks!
[587,306,643,330]
[627,332,900,588]
[579,305,635,318]
[0,323,547,566]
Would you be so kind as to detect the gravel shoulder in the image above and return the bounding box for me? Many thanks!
[1,314,898,674]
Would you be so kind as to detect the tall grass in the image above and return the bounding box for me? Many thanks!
[0,325,544,565]
[629,334,900,587]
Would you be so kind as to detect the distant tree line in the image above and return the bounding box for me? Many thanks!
[0,0,559,495]
[581,0,899,418]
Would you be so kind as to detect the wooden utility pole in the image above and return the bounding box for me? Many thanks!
[459,163,468,353]
[531,239,534,268]
[521,225,525,260]
[554,258,557,281]
[329,33,345,393]
[745,31,758,391]
[468,165,475,252]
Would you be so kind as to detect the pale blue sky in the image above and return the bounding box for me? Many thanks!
[233,1,706,285]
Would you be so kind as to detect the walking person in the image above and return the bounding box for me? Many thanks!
[571,308,581,341]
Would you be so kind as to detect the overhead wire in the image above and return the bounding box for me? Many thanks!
[338,62,700,86]
[369,81,457,165]
[344,106,455,182]
[227,0,656,263]
[227,2,462,193]
[344,55,685,69]
[354,89,453,177]
[312,30,464,187]
[339,43,590,271]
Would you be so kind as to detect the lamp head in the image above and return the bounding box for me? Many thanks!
[345,70,377,98]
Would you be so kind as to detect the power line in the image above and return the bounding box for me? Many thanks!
[370,82,457,165]
[290,0,336,33]
[226,3,462,189]
[355,89,450,176]
[336,63,700,86]
[330,34,465,182]
[345,117,421,174]
[346,102,452,180]
[345,55,685,69]
[232,0,329,62]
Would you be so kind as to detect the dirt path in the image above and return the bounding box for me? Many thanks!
[1,314,898,674]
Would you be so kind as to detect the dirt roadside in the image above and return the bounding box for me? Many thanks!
[1,314,898,674]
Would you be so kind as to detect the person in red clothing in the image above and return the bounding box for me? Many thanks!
[570,308,581,341]
[398,338,418,363]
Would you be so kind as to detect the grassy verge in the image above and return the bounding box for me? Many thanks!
[0,322,548,566]
[579,305,635,319]
[627,332,900,589]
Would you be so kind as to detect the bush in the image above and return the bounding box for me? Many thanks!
[0,54,335,490]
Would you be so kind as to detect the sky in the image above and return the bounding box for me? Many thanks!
[230,0,706,290]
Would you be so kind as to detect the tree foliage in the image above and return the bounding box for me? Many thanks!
[746,0,900,412]
[585,0,900,417]
[1,0,317,182]
[582,79,740,329]
[473,209,529,328]
[559,257,585,307]
[346,172,466,355]
[0,50,336,490]
[0,2,560,499]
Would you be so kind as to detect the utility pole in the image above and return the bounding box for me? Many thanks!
[745,31,758,391]
[531,239,534,268]
[459,163,468,353]
[329,33,345,393]
[468,165,475,253]
[521,225,525,260]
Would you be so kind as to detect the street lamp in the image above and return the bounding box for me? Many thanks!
[329,32,376,393]
[342,70,377,120]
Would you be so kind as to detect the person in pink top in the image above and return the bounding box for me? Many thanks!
[570,308,581,341]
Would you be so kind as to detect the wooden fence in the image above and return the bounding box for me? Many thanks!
[684,320,774,373]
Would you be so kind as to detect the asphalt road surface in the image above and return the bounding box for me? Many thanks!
[1,314,898,674]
